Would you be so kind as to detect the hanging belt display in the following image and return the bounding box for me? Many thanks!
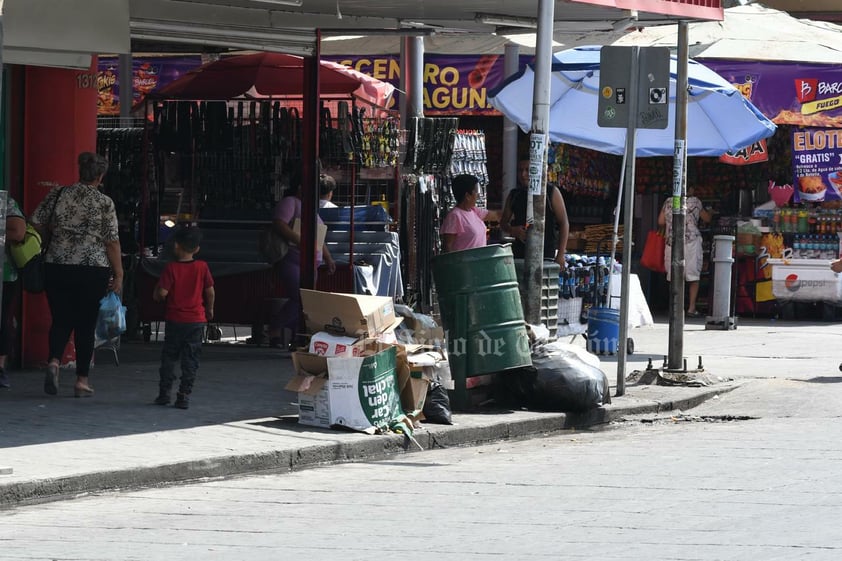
[96,123,157,253]
[449,130,489,207]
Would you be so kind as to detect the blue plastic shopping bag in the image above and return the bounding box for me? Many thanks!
[95,291,127,346]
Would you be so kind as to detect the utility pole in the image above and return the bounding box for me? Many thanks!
[523,0,555,325]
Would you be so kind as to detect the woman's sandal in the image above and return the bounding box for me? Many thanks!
[74,385,95,398]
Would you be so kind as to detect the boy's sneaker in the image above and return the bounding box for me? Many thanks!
[174,393,190,409]
[0,368,10,389]
[153,392,170,405]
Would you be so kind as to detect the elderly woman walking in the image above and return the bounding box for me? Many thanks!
[32,152,123,397]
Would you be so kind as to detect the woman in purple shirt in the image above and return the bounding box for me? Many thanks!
[268,177,335,348]
[440,174,500,252]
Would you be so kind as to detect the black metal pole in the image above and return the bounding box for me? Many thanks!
[668,21,690,370]
[300,31,321,291]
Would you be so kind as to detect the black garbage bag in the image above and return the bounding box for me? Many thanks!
[422,381,453,424]
[499,354,610,413]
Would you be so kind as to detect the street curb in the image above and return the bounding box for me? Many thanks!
[0,382,739,508]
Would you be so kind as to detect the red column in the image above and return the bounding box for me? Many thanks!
[20,60,99,367]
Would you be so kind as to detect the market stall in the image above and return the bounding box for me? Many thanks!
[605,4,842,319]
[489,45,775,357]
[128,53,399,334]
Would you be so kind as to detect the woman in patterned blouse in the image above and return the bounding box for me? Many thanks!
[32,152,123,398]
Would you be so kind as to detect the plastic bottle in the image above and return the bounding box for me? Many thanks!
[798,210,809,234]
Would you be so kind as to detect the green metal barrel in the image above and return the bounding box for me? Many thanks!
[432,244,531,408]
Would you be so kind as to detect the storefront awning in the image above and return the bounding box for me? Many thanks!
[0,0,130,69]
[569,0,723,21]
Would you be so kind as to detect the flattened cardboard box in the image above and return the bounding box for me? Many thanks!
[288,343,404,432]
[402,371,430,415]
[300,289,398,338]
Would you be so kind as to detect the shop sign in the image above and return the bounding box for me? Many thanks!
[97,53,530,116]
[97,56,202,115]
[791,127,842,203]
[324,54,532,116]
[705,60,842,128]
[718,139,769,166]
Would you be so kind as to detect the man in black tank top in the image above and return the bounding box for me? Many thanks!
[500,159,569,267]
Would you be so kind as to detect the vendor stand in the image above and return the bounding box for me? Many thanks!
[127,53,398,338]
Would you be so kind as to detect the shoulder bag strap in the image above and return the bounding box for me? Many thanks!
[44,187,66,252]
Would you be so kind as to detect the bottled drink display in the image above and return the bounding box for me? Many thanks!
[771,207,841,260]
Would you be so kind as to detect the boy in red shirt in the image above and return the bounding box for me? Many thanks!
[153,226,215,409]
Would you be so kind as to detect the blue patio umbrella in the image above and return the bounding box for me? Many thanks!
[491,45,777,377]
[489,45,776,157]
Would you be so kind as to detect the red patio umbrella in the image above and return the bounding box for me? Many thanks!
[155,52,394,107]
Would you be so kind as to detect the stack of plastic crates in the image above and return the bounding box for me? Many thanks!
[513,260,560,339]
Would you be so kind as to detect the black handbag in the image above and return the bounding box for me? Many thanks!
[20,253,47,293]
[22,187,65,293]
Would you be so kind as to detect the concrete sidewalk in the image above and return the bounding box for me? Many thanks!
[2,314,836,507]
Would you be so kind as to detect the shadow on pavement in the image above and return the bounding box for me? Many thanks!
[800,376,842,384]
[0,340,300,448]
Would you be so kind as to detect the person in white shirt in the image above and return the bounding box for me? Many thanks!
[318,174,338,208]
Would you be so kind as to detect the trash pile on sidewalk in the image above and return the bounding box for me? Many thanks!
[284,290,451,435]
[284,286,619,437]
[495,325,613,412]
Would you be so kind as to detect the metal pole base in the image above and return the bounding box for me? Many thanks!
[628,355,732,387]
[705,315,738,331]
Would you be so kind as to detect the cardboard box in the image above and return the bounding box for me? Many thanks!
[394,344,428,414]
[402,370,430,414]
[287,342,404,432]
[301,289,399,338]
[297,378,331,428]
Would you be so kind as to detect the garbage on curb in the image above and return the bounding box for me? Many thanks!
[300,289,403,338]
[287,290,442,434]
[422,380,453,425]
[497,341,611,412]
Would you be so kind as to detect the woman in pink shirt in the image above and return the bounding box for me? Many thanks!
[440,174,501,252]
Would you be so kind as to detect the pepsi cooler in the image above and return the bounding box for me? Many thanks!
[767,258,842,302]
